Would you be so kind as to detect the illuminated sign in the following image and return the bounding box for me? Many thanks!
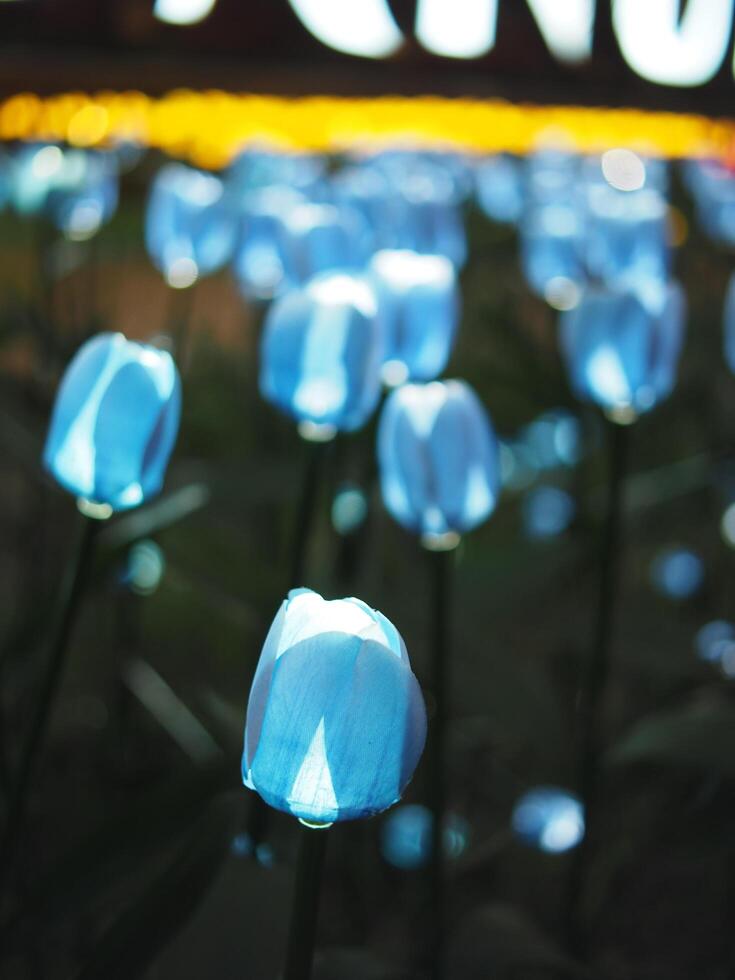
[288,0,735,88]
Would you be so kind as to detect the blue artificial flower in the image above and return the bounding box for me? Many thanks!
[559,281,686,419]
[377,380,501,539]
[260,272,384,433]
[242,589,427,825]
[43,333,181,511]
[520,201,584,301]
[723,272,735,375]
[145,163,237,287]
[45,150,119,241]
[583,184,669,289]
[474,154,524,225]
[683,157,735,246]
[9,145,118,237]
[277,202,372,285]
[369,249,459,385]
[512,786,584,853]
[232,186,305,302]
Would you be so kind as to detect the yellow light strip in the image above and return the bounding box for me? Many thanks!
[0,90,732,168]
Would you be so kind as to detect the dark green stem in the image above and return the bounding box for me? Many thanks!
[0,513,99,895]
[283,824,329,980]
[428,546,453,980]
[567,418,628,955]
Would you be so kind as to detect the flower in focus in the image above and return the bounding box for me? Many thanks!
[43,333,181,511]
[377,380,500,540]
[242,589,427,825]
[260,271,384,434]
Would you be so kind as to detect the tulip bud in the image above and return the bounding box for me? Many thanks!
[368,250,459,385]
[377,380,501,541]
[559,281,685,421]
[242,589,427,825]
[43,333,181,511]
[260,272,384,434]
[145,163,237,288]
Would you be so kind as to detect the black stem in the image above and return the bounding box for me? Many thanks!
[283,825,329,980]
[245,436,329,852]
[289,439,329,588]
[567,418,628,956]
[168,284,195,369]
[0,512,99,895]
[427,546,453,980]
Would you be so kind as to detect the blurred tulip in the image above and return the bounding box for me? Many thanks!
[43,333,181,511]
[683,157,735,246]
[512,787,584,853]
[232,186,303,301]
[723,272,735,374]
[242,588,427,825]
[583,184,669,289]
[369,249,459,384]
[145,163,237,287]
[521,485,575,540]
[475,154,524,225]
[226,147,326,198]
[9,145,118,238]
[260,272,383,434]
[520,201,584,301]
[377,380,500,540]
[278,202,372,285]
[559,281,686,420]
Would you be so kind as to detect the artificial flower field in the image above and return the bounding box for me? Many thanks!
[0,137,735,980]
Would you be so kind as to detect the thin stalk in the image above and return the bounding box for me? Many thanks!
[567,418,628,956]
[427,544,453,980]
[167,284,195,370]
[246,436,330,851]
[0,513,99,894]
[283,824,329,980]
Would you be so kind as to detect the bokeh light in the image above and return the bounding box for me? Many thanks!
[512,787,584,853]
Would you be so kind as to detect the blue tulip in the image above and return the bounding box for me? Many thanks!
[242,588,427,825]
[380,804,469,870]
[723,272,735,374]
[522,486,576,540]
[46,151,119,241]
[226,147,326,198]
[559,281,686,419]
[44,333,181,511]
[369,249,459,384]
[377,380,501,539]
[583,184,669,289]
[512,787,584,853]
[8,145,118,237]
[520,201,584,300]
[260,272,384,433]
[683,157,735,246]
[278,202,372,285]
[475,154,524,225]
[145,163,237,287]
[232,187,304,301]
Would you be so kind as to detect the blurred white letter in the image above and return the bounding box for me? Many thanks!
[526,0,595,62]
[613,0,733,86]
[287,0,404,58]
[416,0,498,58]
